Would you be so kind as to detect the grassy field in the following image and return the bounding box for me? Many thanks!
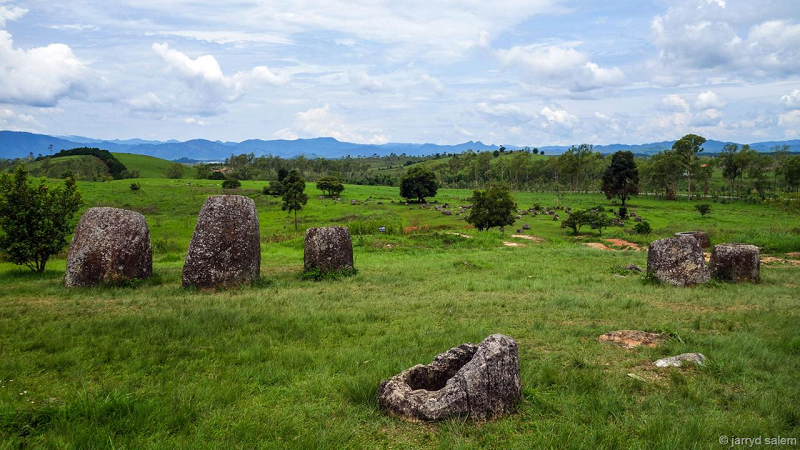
[113,153,179,179]
[1,179,799,448]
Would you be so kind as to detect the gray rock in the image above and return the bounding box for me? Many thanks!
[654,353,706,368]
[182,195,261,288]
[647,235,710,286]
[623,264,643,272]
[675,231,711,249]
[710,243,760,283]
[65,207,152,287]
[304,226,354,272]
[522,224,530,230]
[377,334,521,422]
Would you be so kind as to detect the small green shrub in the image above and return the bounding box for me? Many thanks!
[618,206,627,218]
[695,203,712,217]
[222,178,241,189]
[634,221,651,234]
[130,182,141,191]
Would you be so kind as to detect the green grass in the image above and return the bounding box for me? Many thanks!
[113,153,180,179]
[1,179,799,448]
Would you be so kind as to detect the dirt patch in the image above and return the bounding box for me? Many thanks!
[446,232,472,239]
[761,257,800,267]
[599,330,665,348]
[605,238,644,251]
[786,252,800,259]
[503,241,525,247]
[511,234,544,242]
[583,242,613,251]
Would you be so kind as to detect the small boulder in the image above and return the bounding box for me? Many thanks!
[647,235,710,286]
[522,224,530,230]
[304,226,354,272]
[65,207,152,287]
[654,353,706,368]
[675,231,711,249]
[182,195,261,288]
[377,334,521,422]
[710,243,760,283]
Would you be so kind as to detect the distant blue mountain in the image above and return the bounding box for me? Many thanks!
[0,131,797,160]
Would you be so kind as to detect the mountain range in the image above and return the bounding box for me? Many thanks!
[0,131,796,161]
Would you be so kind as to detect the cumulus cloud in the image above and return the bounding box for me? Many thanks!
[477,102,535,124]
[420,74,444,94]
[781,89,800,109]
[489,40,624,93]
[695,90,725,109]
[150,43,289,113]
[349,70,388,94]
[274,104,388,144]
[0,7,89,107]
[649,0,800,84]
[540,106,578,128]
[0,107,42,130]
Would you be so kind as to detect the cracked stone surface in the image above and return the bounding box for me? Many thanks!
[377,334,521,422]
[647,235,710,286]
[675,231,711,249]
[710,243,760,283]
[654,353,706,368]
[65,207,152,287]
[304,226,354,272]
[182,195,260,288]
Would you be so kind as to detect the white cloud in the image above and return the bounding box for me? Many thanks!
[477,102,535,124]
[660,95,690,113]
[155,30,291,45]
[274,104,388,144]
[125,92,165,112]
[777,110,800,128]
[0,5,27,28]
[780,89,800,108]
[0,107,42,130]
[420,74,444,94]
[183,117,208,126]
[0,30,89,107]
[691,108,722,126]
[151,43,289,113]
[695,90,725,109]
[490,42,624,93]
[540,106,578,127]
[349,70,388,94]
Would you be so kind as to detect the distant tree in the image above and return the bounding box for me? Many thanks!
[208,170,226,180]
[282,170,308,231]
[587,213,613,235]
[194,164,212,179]
[719,143,741,197]
[221,178,241,189]
[166,163,184,179]
[532,148,539,155]
[695,203,711,217]
[672,134,705,200]
[466,183,517,231]
[400,166,438,202]
[316,176,345,197]
[563,210,590,235]
[601,151,639,206]
[785,155,800,191]
[634,221,652,235]
[0,165,83,272]
[263,180,284,196]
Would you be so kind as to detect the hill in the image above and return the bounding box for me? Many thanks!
[0,130,797,160]
[113,153,179,179]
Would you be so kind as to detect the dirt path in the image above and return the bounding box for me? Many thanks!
[761,257,800,267]
[503,241,525,247]
[583,242,613,251]
[446,232,472,239]
[604,238,644,251]
[511,234,544,242]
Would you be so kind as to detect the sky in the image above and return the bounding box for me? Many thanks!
[0,0,798,146]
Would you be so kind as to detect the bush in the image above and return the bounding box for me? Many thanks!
[222,178,241,189]
[634,221,652,234]
[166,163,184,179]
[618,206,627,218]
[130,182,141,191]
[263,180,284,196]
[0,165,83,272]
[208,171,226,180]
[695,203,711,217]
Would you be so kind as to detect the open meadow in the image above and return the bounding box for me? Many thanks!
[1,175,799,449]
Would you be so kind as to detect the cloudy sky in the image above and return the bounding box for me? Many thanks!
[0,0,798,146]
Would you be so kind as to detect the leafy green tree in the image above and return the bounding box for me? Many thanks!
[316,176,345,197]
[0,165,83,272]
[400,166,438,202]
[695,203,711,217]
[672,134,705,200]
[221,178,241,189]
[587,213,613,236]
[601,151,639,206]
[277,167,289,182]
[194,164,212,179]
[719,143,741,197]
[166,162,184,179]
[563,210,590,235]
[783,155,800,191]
[282,170,308,231]
[466,183,517,231]
[263,180,283,196]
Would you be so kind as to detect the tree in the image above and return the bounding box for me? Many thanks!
[563,210,590,235]
[400,166,438,202]
[0,165,83,272]
[695,203,711,217]
[784,155,800,191]
[263,180,284,196]
[672,134,705,200]
[277,167,289,182]
[587,213,612,236]
[166,162,184,179]
[316,176,345,197]
[465,183,517,231]
[719,143,741,197]
[195,164,212,179]
[221,178,241,189]
[282,170,308,231]
[601,151,639,206]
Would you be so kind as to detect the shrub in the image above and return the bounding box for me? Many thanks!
[618,206,627,218]
[0,165,83,272]
[130,182,141,191]
[166,163,184,179]
[222,178,241,189]
[695,203,711,217]
[263,180,284,196]
[208,171,226,180]
[634,221,652,234]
